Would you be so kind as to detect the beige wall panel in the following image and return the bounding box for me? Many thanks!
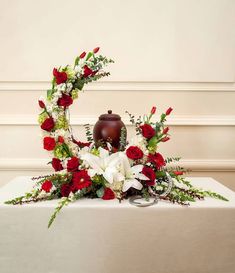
[0,0,234,82]
[0,90,235,116]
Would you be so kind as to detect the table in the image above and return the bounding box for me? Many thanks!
[0,176,235,273]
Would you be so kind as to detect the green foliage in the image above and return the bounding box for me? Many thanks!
[74,79,85,90]
[165,157,181,164]
[85,52,93,61]
[141,187,150,201]
[84,124,93,142]
[47,89,54,100]
[119,126,127,151]
[38,111,48,125]
[96,187,104,198]
[48,197,70,228]
[74,56,80,66]
[160,113,167,123]
[48,189,87,228]
[92,175,107,186]
[5,194,31,205]
[125,111,142,134]
[53,144,71,159]
[147,136,157,153]
[201,190,228,201]
[155,122,163,133]
[55,115,69,130]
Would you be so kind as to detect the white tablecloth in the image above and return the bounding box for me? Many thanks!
[0,176,235,273]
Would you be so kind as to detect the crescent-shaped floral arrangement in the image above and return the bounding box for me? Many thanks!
[5,47,228,227]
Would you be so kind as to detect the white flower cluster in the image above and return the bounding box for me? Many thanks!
[79,146,149,193]
[127,135,149,156]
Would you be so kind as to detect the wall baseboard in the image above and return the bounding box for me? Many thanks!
[1,114,235,126]
[0,81,234,92]
[0,158,234,172]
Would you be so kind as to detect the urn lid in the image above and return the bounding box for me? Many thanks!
[99,110,121,121]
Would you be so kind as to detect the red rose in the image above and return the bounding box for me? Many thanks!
[72,170,92,190]
[38,100,45,108]
[52,158,63,171]
[67,157,79,172]
[173,171,184,176]
[93,47,100,53]
[41,117,55,132]
[148,153,166,169]
[140,124,155,139]
[41,180,53,193]
[151,106,156,114]
[79,51,86,58]
[43,136,56,151]
[53,68,68,84]
[83,65,96,77]
[163,127,169,134]
[102,188,115,200]
[57,93,73,107]
[166,107,173,116]
[161,137,170,142]
[126,146,144,160]
[58,136,64,143]
[142,166,156,186]
[61,183,71,197]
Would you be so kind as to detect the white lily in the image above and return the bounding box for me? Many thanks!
[80,147,122,184]
[118,153,149,192]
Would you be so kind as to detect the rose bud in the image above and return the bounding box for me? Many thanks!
[38,100,45,108]
[173,171,184,176]
[151,106,156,114]
[93,47,100,53]
[79,51,86,58]
[163,127,169,134]
[166,107,173,115]
[58,136,64,144]
[161,136,170,142]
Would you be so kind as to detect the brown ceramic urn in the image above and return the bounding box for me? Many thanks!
[93,110,126,149]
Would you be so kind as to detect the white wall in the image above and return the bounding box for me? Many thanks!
[0,0,235,189]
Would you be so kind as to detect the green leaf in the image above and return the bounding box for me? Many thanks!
[155,122,162,133]
[74,79,85,90]
[156,171,166,178]
[85,52,93,61]
[62,143,73,157]
[147,136,157,153]
[47,89,54,100]
[96,187,104,198]
[74,56,80,66]
[160,113,166,122]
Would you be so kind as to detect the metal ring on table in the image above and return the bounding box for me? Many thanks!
[129,172,174,207]
[129,195,159,207]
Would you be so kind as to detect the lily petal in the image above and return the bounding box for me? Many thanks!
[122,178,143,192]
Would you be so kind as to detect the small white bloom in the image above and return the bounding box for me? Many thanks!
[127,135,148,156]
[74,65,83,75]
[57,83,66,92]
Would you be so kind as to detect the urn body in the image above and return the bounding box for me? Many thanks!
[93,110,126,149]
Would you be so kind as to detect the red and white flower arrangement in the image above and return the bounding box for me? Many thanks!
[5,48,228,227]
